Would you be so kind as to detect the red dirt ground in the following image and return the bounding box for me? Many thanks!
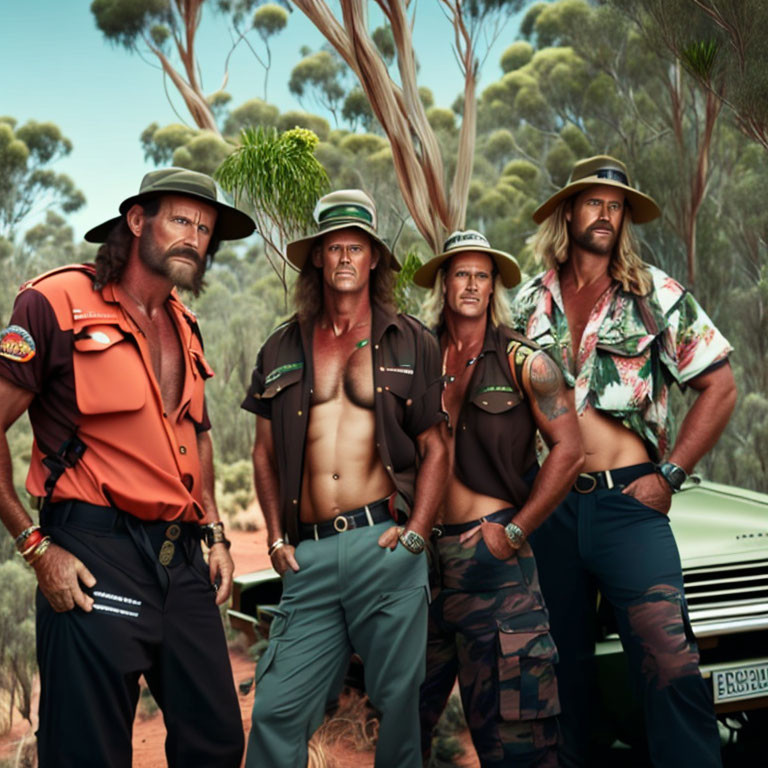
[0,525,478,768]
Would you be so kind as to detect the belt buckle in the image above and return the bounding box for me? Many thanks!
[575,473,598,494]
[333,516,349,533]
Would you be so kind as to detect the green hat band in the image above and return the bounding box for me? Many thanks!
[318,204,373,227]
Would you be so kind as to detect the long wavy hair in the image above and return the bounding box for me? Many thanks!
[294,233,396,323]
[421,265,514,331]
[93,196,220,292]
[532,196,652,296]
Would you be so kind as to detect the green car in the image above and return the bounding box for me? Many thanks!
[228,477,768,755]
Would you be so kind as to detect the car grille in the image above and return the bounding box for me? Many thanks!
[683,559,768,636]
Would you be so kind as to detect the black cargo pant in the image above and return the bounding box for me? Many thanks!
[36,501,243,768]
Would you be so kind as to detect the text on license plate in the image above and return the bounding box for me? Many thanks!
[712,662,768,703]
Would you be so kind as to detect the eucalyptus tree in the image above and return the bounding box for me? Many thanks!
[290,0,525,254]
[0,118,85,239]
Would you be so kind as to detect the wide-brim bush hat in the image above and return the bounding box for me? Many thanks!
[533,154,661,225]
[413,229,521,289]
[286,189,398,270]
[84,167,256,243]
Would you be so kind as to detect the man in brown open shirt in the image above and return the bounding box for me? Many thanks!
[241,189,448,767]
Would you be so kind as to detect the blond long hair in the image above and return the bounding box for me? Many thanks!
[532,198,652,296]
[421,269,514,330]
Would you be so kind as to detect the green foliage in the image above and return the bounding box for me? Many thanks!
[276,111,330,141]
[288,49,347,123]
[216,126,329,242]
[426,107,456,133]
[342,87,376,132]
[172,131,235,175]
[500,40,534,72]
[394,250,425,316]
[252,3,288,37]
[372,25,395,66]
[140,122,197,164]
[223,99,280,136]
[0,119,85,237]
[91,0,170,48]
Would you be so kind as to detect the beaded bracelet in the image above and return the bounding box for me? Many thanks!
[15,525,41,550]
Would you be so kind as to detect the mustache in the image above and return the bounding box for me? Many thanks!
[589,222,615,235]
[167,246,202,262]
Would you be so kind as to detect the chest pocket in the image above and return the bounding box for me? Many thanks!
[377,366,414,401]
[260,363,304,400]
[72,324,146,414]
[471,385,523,414]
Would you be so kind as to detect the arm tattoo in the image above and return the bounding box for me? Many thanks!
[527,351,569,422]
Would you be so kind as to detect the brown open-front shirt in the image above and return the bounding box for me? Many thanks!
[241,304,444,545]
[0,265,213,522]
[451,323,539,508]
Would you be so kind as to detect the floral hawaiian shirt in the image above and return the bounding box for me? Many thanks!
[511,265,732,460]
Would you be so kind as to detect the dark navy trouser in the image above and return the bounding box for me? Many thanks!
[36,502,243,768]
[530,486,722,768]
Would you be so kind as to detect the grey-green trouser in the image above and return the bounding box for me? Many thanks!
[245,520,429,768]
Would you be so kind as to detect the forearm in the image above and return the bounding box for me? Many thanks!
[514,441,583,536]
[196,430,222,522]
[668,367,737,472]
[0,432,35,539]
[252,439,283,544]
[406,422,449,537]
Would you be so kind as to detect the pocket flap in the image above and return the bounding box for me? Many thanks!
[498,627,557,660]
[471,386,522,413]
[261,363,303,399]
[73,325,126,352]
[377,367,414,399]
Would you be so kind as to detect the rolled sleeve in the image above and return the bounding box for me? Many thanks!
[663,291,733,385]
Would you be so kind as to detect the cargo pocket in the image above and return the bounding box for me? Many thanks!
[497,625,560,721]
[255,607,289,684]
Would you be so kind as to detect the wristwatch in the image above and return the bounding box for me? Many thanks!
[504,521,527,548]
[657,461,688,493]
[398,529,426,555]
[201,521,231,549]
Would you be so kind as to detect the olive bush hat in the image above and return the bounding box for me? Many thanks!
[413,230,521,289]
[533,155,661,224]
[84,167,256,243]
[285,189,398,270]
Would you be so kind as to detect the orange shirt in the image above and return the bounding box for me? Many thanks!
[0,266,215,522]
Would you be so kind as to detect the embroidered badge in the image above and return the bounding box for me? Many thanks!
[0,325,36,362]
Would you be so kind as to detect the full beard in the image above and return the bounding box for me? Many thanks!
[139,236,206,296]
[570,223,617,256]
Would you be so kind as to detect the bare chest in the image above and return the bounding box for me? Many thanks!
[135,310,185,413]
[562,278,612,359]
[311,332,374,410]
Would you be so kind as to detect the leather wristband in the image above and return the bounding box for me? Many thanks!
[201,521,231,549]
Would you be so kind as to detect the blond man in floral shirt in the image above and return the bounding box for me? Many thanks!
[512,155,736,768]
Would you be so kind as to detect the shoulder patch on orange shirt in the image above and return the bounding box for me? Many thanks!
[0,325,36,362]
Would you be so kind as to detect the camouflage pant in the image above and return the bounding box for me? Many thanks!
[420,511,560,768]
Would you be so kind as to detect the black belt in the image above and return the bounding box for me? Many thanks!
[435,507,516,537]
[573,463,656,494]
[299,497,394,541]
[41,500,200,567]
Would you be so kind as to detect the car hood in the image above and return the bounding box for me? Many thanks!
[670,480,768,567]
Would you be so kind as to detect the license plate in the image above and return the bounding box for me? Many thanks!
[712,661,768,703]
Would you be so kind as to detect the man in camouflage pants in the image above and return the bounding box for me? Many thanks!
[414,231,584,766]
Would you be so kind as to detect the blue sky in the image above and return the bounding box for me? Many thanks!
[3,1,524,241]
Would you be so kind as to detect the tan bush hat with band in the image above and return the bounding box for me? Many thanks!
[532,155,661,224]
[413,230,521,289]
[285,189,398,270]
[84,167,256,243]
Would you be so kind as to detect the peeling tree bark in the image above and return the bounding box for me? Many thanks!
[292,0,480,254]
